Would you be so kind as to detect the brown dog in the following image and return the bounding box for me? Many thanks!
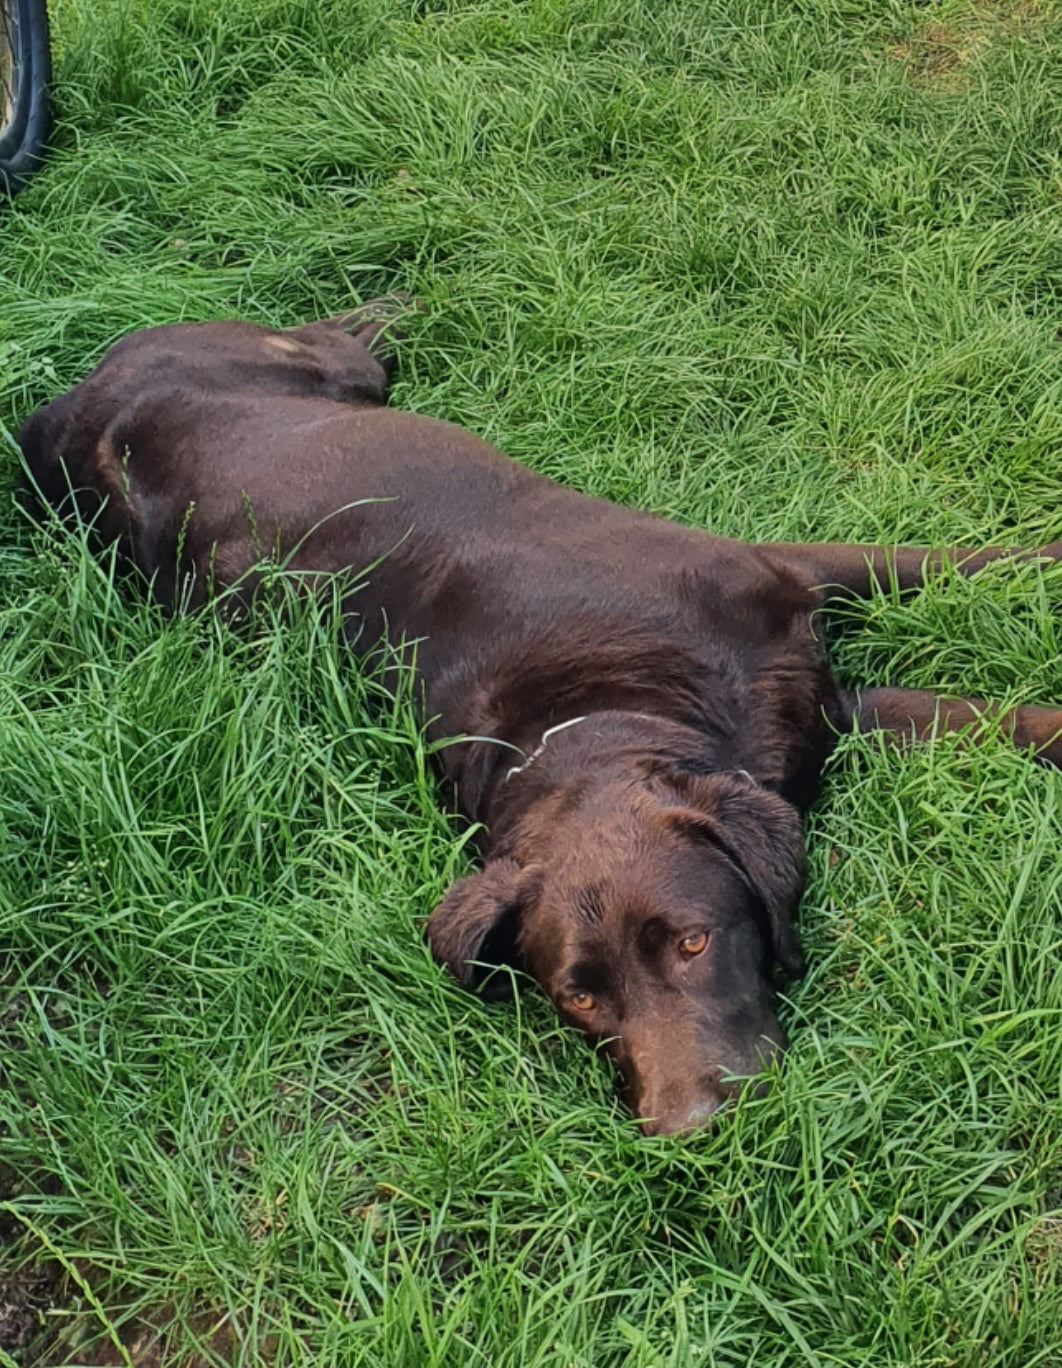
[20,302,1062,1135]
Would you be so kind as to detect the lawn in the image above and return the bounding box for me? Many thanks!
[1,0,1061,1364]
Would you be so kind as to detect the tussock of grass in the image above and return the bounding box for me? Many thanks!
[2,0,1062,1363]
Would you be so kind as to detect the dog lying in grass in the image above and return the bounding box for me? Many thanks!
[20,299,1062,1135]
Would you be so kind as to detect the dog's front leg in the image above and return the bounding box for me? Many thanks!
[841,686,1062,768]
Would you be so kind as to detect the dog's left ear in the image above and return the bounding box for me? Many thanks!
[426,859,541,1000]
[666,772,806,977]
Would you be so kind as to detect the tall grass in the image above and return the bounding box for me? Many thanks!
[1,0,1061,1363]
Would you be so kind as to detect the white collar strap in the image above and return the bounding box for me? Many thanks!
[499,714,761,788]
[504,716,588,783]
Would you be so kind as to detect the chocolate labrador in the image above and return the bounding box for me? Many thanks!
[19,300,1062,1135]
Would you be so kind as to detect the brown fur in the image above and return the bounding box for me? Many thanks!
[20,301,1062,1134]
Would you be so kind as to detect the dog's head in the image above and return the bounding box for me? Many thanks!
[427,766,805,1135]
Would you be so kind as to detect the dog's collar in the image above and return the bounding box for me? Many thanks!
[504,715,588,783]
[502,716,763,788]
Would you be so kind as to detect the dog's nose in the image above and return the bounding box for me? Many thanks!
[636,1060,781,1135]
[620,1029,784,1136]
[633,1072,740,1136]
[637,1093,726,1137]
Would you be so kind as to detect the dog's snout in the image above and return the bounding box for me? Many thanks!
[636,1090,728,1137]
[626,1031,785,1137]
[624,1055,737,1137]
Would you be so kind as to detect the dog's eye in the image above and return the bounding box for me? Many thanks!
[679,932,709,958]
[569,991,597,1012]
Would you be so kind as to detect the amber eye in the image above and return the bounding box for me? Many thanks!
[569,992,597,1012]
[679,932,709,958]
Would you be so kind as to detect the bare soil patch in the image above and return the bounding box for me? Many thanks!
[889,1,1052,88]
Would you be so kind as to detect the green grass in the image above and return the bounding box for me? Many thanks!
[2,0,1062,1363]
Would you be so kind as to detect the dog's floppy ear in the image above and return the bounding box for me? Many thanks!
[666,772,806,978]
[426,859,540,1000]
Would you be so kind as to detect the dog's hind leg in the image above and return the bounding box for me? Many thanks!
[762,541,1062,604]
[840,686,1062,768]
